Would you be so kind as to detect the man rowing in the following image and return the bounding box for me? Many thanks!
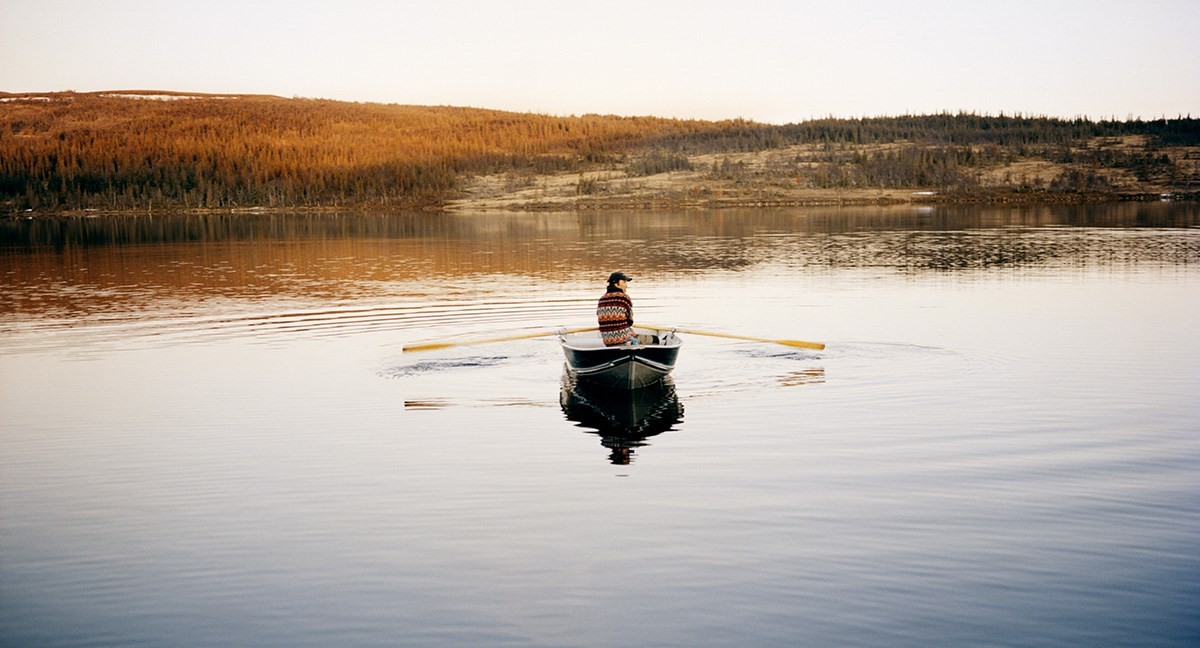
[597,271,653,346]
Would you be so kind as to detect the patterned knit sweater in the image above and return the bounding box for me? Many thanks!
[597,287,634,346]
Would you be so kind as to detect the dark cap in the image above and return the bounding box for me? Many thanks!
[607,271,633,283]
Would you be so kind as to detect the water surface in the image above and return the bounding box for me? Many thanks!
[2,204,1198,647]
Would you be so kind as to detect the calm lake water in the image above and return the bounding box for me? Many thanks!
[2,204,1198,647]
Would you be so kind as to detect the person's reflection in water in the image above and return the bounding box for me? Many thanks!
[560,371,684,465]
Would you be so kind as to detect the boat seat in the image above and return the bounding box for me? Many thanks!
[563,332,664,349]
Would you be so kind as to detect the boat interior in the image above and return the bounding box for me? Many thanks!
[559,327,680,349]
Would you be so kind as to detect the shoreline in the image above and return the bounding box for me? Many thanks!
[456,190,1193,212]
[5,189,1195,219]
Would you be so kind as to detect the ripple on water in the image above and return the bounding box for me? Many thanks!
[0,296,594,355]
[380,355,516,378]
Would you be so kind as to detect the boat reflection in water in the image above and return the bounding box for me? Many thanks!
[560,370,684,465]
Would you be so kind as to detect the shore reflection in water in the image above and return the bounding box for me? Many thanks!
[3,205,1199,647]
[560,370,684,465]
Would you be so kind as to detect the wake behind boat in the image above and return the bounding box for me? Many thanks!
[559,326,682,390]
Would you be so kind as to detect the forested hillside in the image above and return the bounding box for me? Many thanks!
[2,91,1197,213]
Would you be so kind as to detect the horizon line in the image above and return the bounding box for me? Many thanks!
[2,88,1194,125]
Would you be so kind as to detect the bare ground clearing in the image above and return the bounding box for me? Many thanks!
[446,139,1200,212]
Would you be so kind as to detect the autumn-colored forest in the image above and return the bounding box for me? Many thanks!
[2,91,1197,212]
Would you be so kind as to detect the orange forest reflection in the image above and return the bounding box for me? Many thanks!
[4,204,1198,321]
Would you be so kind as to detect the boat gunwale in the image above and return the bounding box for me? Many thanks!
[558,327,683,353]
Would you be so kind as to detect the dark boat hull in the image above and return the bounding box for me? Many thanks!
[560,328,681,389]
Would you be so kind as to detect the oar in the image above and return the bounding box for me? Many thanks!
[403,326,598,352]
[642,325,825,350]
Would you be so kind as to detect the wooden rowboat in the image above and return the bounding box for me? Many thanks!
[558,326,682,389]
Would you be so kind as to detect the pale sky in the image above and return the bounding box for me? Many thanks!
[2,0,1197,123]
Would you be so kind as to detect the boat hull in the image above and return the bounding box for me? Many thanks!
[560,328,681,389]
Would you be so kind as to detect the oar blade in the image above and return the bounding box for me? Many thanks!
[778,339,826,350]
[402,341,454,352]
